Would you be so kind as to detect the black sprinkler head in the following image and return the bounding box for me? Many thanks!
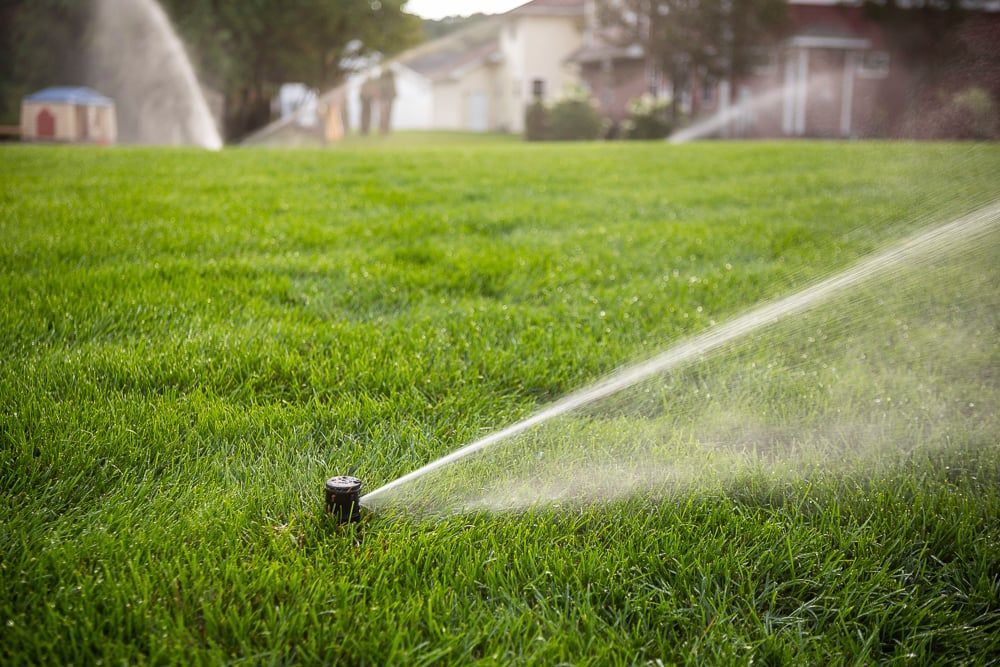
[325,475,363,524]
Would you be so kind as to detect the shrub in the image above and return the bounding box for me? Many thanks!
[546,89,603,141]
[906,87,1000,139]
[624,94,673,140]
[524,100,548,141]
[948,87,997,139]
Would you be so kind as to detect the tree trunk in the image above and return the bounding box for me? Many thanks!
[670,64,681,124]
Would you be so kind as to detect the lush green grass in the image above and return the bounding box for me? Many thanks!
[1,142,998,664]
[335,130,519,148]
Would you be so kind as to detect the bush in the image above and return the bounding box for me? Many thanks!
[548,99,603,141]
[623,94,673,140]
[524,100,548,141]
[522,89,604,142]
[546,89,603,141]
[906,86,1000,139]
[948,87,998,139]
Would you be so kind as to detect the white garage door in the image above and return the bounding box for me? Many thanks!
[466,92,488,132]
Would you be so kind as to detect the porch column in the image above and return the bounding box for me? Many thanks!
[840,51,856,137]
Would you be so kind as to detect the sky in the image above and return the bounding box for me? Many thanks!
[405,0,528,19]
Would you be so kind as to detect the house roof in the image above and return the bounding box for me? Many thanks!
[24,87,114,107]
[787,3,886,49]
[567,41,645,64]
[393,15,504,81]
[508,0,585,16]
[566,22,646,65]
[403,1,585,79]
[406,40,502,81]
[567,23,646,65]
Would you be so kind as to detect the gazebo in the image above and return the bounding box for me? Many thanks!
[21,87,117,144]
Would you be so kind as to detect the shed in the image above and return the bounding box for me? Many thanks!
[21,87,117,144]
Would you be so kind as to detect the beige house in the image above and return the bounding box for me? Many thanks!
[21,87,117,144]
[496,0,585,132]
[341,0,586,134]
[243,0,589,142]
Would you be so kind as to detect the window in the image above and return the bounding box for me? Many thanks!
[531,78,546,100]
[858,51,890,78]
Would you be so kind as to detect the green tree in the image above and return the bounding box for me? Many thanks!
[0,0,90,124]
[861,0,994,136]
[598,0,786,122]
[0,0,421,138]
[159,0,421,138]
[422,13,491,40]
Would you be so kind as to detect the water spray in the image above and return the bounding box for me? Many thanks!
[355,200,999,514]
[667,75,831,144]
[89,0,223,149]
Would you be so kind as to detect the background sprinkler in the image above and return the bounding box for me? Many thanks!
[325,476,363,523]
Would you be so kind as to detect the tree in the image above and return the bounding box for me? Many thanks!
[158,0,421,138]
[0,0,90,124]
[422,13,492,41]
[598,0,787,122]
[0,0,421,138]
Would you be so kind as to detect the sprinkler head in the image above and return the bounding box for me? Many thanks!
[325,475,363,524]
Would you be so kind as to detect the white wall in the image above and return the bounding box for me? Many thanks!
[388,65,434,130]
[344,60,504,133]
[497,18,525,131]
[432,64,500,131]
[520,15,584,102]
[20,102,115,143]
[21,102,76,140]
[345,64,434,132]
[341,12,584,135]
[89,106,117,143]
[497,14,584,133]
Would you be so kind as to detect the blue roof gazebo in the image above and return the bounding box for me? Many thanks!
[24,87,115,107]
[21,86,117,144]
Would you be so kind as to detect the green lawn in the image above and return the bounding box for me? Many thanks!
[335,130,519,148]
[1,142,998,664]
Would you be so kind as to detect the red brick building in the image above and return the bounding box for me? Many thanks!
[570,0,1000,138]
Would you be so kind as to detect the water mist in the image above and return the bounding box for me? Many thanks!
[88,0,223,149]
[361,200,999,517]
[668,75,832,144]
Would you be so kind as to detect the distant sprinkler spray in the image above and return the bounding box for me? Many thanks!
[89,0,223,149]
[325,476,363,524]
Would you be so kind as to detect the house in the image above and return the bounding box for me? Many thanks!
[342,0,585,134]
[241,0,997,144]
[21,87,117,144]
[572,0,1000,139]
[243,0,586,144]
[738,2,900,138]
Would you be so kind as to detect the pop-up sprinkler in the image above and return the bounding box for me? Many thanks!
[325,476,363,524]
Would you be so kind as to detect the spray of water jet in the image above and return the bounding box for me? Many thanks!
[668,75,831,144]
[88,0,223,149]
[363,200,999,515]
